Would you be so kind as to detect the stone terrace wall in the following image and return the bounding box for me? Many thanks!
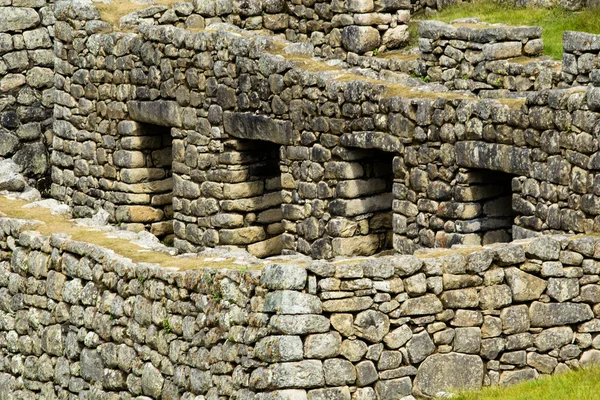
[4,217,600,398]
[562,30,600,86]
[417,20,561,94]
[116,0,430,58]
[0,0,56,188]
[49,3,600,259]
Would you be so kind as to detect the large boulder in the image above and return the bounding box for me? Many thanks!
[413,353,484,397]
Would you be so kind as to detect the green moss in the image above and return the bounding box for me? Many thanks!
[455,366,600,400]
[417,0,600,59]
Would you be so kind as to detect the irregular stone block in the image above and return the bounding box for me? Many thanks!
[271,361,324,388]
[323,358,356,386]
[534,326,573,352]
[305,332,342,359]
[414,353,484,397]
[530,302,593,327]
[353,310,390,343]
[0,8,40,33]
[128,101,183,128]
[223,111,295,145]
[264,291,322,314]
[483,42,523,60]
[269,315,330,334]
[342,26,380,54]
[375,377,412,400]
[505,267,547,301]
[407,331,435,363]
[398,294,443,316]
[255,336,304,362]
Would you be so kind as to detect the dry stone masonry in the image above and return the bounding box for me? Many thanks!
[3,218,600,399]
[0,0,55,191]
[1,0,600,397]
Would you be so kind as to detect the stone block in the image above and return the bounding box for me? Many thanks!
[264,291,322,314]
[0,8,40,33]
[413,353,483,398]
[342,26,380,54]
[271,361,325,388]
[128,101,183,128]
[529,302,593,327]
[255,336,304,362]
[269,315,330,334]
[223,111,295,145]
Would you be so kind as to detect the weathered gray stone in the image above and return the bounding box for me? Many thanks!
[530,302,593,327]
[305,332,342,359]
[501,305,530,334]
[375,378,412,400]
[407,331,435,363]
[534,327,573,352]
[223,111,295,145]
[81,349,104,383]
[261,264,307,290]
[0,8,40,33]
[308,387,351,400]
[414,353,484,397]
[323,358,356,386]
[342,26,380,54]
[264,291,322,314]
[505,268,548,301]
[383,325,412,349]
[255,336,304,362]
[398,294,443,316]
[270,315,330,334]
[271,361,325,388]
[353,310,390,342]
[355,360,378,387]
[128,101,182,127]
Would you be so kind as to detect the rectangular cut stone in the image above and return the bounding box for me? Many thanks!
[271,361,325,388]
[223,111,296,145]
[329,193,393,217]
[563,31,600,52]
[332,235,380,256]
[482,42,522,60]
[264,291,322,314]
[128,101,183,128]
[340,132,402,153]
[455,141,531,176]
[529,302,593,327]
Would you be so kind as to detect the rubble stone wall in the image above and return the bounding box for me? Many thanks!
[417,20,561,94]
[115,0,443,58]
[562,30,600,86]
[4,217,600,398]
[0,0,55,189]
[48,4,600,259]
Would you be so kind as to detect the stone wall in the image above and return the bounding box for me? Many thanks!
[4,216,600,398]
[417,20,560,94]
[562,30,600,86]
[47,1,600,259]
[116,0,430,58]
[0,0,55,189]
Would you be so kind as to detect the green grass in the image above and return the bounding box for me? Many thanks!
[455,366,600,400]
[416,0,600,59]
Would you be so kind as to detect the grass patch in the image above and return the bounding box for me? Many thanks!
[95,0,180,28]
[0,196,257,271]
[455,366,600,400]
[419,0,600,59]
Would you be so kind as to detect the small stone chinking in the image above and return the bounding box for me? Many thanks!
[2,218,600,398]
